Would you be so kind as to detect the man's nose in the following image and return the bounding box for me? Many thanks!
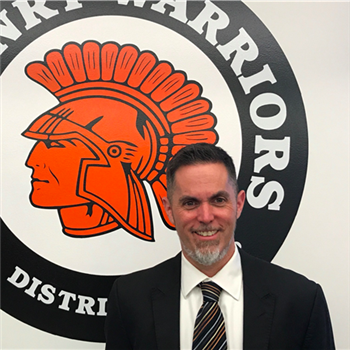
[197,202,214,223]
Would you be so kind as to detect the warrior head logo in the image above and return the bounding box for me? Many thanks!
[22,40,218,241]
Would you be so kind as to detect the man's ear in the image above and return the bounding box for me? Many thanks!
[162,197,174,225]
[236,190,246,219]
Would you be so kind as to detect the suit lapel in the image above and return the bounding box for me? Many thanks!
[151,253,181,350]
[240,249,276,350]
[148,250,277,350]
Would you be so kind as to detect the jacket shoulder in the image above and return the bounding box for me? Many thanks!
[240,248,319,295]
[111,252,181,294]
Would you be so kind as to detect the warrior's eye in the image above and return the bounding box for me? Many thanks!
[45,140,64,148]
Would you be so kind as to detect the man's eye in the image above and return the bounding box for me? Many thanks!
[213,197,226,205]
[183,200,197,207]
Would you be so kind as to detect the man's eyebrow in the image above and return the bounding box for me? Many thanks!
[178,191,230,203]
[178,195,198,204]
[210,191,230,200]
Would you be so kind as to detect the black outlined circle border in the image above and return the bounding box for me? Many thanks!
[1,1,308,342]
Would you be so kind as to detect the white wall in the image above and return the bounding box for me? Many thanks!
[249,2,350,349]
[1,2,349,349]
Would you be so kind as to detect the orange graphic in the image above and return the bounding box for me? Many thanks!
[23,41,218,241]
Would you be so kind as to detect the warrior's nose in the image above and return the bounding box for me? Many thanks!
[26,141,47,169]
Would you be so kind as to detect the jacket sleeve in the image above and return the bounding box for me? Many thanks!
[302,284,335,350]
[105,279,132,350]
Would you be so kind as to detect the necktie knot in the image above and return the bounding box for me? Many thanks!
[200,281,222,303]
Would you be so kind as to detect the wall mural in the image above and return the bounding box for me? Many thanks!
[23,40,217,240]
[1,0,307,342]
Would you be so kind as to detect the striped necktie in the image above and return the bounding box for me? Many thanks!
[192,281,227,350]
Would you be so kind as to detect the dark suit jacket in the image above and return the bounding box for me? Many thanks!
[105,249,335,350]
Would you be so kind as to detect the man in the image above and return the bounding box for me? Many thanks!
[105,143,335,350]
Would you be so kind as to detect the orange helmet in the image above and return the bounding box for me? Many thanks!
[23,41,218,241]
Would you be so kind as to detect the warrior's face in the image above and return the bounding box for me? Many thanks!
[26,138,94,208]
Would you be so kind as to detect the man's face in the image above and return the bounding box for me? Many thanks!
[162,162,245,274]
[25,139,94,208]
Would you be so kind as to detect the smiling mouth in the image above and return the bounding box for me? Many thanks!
[194,230,218,237]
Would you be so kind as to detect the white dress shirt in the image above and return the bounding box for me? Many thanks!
[180,245,244,350]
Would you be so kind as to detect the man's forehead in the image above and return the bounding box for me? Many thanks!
[174,161,228,176]
[174,161,226,174]
[172,163,232,191]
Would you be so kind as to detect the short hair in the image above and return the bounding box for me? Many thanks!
[166,143,239,199]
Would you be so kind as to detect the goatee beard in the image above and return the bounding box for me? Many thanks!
[183,235,234,266]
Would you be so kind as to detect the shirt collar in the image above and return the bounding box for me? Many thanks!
[181,244,242,300]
